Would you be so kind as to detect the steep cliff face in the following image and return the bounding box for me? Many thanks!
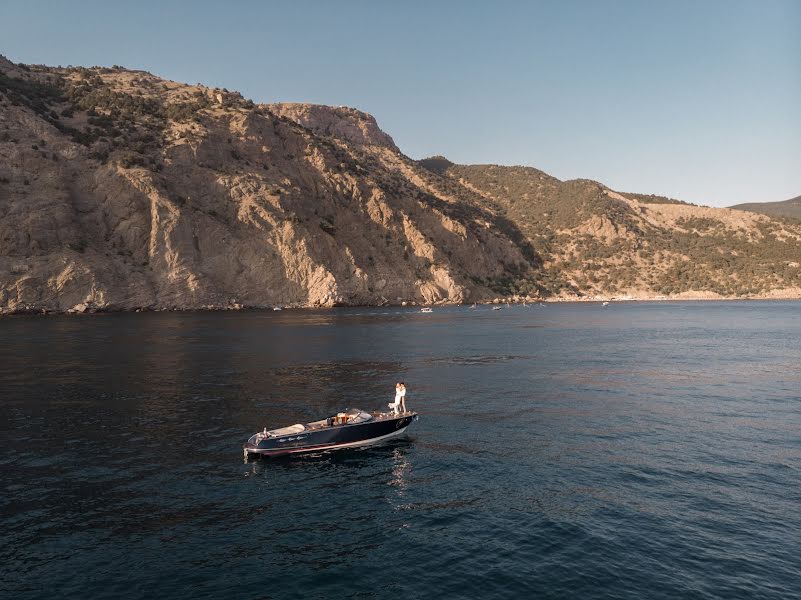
[0,58,536,313]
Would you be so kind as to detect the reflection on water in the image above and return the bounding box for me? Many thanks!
[389,446,412,501]
[2,302,801,599]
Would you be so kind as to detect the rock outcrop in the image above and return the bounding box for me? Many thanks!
[268,103,399,151]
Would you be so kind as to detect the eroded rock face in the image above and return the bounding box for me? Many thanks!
[267,103,399,151]
[0,58,535,313]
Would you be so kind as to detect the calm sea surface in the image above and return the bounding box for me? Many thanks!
[2,302,800,599]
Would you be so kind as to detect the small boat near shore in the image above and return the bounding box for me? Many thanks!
[420,307,433,313]
[244,408,418,458]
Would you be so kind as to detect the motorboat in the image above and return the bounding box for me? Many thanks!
[420,307,433,313]
[243,408,418,458]
[492,306,503,311]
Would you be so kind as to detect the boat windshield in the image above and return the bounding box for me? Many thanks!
[345,410,373,424]
[329,409,373,425]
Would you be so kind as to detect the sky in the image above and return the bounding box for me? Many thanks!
[1,0,799,207]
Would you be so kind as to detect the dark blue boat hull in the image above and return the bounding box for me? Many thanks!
[244,413,417,457]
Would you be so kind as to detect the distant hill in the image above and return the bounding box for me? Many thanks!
[420,158,801,299]
[730,196,801,220]
[417,155,454,175]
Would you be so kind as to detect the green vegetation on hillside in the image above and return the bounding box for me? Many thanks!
[731,196,801,220]
[0,66,248,168]
[421,157,801,297]
[622,192,692,206]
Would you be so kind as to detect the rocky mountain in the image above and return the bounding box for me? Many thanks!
[0,57,539,313]
[1,56,800,314]
[730,196,801,220]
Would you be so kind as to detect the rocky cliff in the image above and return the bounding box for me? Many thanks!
[1,57,800,314]
[0,57,537,313]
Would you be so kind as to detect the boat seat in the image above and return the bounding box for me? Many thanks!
[268,423,305,436]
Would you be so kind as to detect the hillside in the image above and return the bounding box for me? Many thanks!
[0,57,540,313]
[1,56,800,314]
[421,161,801,299]
[730,196,801,220]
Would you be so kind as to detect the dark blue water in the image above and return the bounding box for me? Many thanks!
[2,302,800,599]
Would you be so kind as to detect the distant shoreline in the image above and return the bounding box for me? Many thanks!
[3,294,801,317]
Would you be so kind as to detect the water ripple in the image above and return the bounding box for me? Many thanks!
[1,302,801,599]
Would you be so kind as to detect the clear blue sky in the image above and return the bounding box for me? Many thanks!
[1,0,799,206]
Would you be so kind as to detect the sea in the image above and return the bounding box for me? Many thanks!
[1,301,800,599]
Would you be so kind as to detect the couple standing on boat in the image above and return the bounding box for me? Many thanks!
[388,382,407,415]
